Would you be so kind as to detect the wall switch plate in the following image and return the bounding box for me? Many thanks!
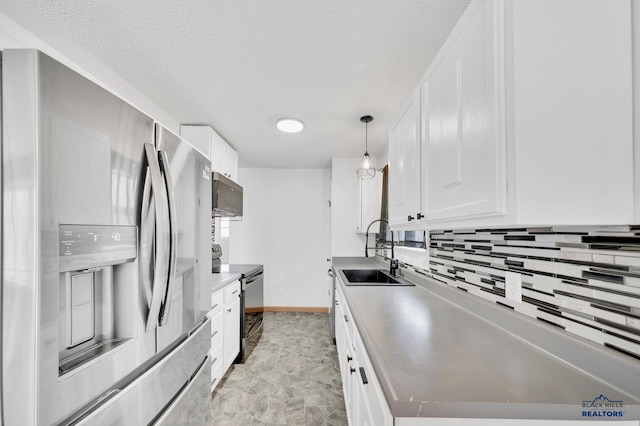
[505,271,522,303]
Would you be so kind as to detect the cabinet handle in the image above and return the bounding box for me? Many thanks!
[335,301,339,305]
[344,315,348,323]
[232,290,239,295]
[416,213,424,220]
[211,303,219,310]
[212,330,219,337]
[211,357,218,365]
[350,367,356,375]
[346,354,352,363]
[227,308,232,312]
[407,215,414,221]
[359,367,368,384]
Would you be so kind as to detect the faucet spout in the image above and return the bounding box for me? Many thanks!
[364,218,388,257]
[364,218,399,277]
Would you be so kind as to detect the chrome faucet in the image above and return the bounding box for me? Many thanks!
[364,218,398,277]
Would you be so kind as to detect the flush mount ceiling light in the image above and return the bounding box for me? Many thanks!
[276,117,304,133]
[357,115,376,180]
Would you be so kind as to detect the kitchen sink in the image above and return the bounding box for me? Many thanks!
[340,269,414,286]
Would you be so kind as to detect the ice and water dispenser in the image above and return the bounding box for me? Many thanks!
[58,225,137,375]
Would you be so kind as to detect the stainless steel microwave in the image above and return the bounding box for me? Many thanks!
[212,172,243,217]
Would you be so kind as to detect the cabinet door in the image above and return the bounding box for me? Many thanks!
[335,285,356,424]
[353,333,393,426]
[223,297,240,370]
[424,0,506,222]
[179,125,212,160]
[210,132,227,176]
[354,369,373,426]
[361,173,382,233]
[225,145,238,181]
[354,179,363,232]
[388,89,422,227]
[512,0,633,225]
[354,175,382,233]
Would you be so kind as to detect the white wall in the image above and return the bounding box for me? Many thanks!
[229,168,331,309]
[0,3,179,132]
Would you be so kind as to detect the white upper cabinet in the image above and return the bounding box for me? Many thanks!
[354,173,383,233]
[179,125,210,158]
[388,0,633,229]
[211,134,238,181]
[388,89,422,228]
[180,125,239,181]
[422,0,506,222]
[509,0,633,226]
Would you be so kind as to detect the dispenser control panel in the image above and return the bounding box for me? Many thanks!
[59,225,137,272]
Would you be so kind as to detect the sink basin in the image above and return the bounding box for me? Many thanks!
[340,269,414,286]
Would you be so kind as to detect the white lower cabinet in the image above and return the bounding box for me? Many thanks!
[208,289,224,391]
[209,279,241,392]
[223,280,241,372]
[335,283,393,426]
[209,310,224,390]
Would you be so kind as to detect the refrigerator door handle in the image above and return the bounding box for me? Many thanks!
[142,143,171,332]
[158,149,178,326]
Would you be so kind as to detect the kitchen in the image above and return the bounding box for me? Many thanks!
[1,0,640,425]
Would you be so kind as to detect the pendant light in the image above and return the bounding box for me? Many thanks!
[357,115,376,179]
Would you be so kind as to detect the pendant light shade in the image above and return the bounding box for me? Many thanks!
[357,115,376,179]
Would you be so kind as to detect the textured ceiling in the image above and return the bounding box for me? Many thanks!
[22,0,471,168]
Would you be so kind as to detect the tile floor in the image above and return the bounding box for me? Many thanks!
[211,312,348,425]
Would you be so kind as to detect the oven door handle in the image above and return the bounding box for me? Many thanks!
[246,272,264,286]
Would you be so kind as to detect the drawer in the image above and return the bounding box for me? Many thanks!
[224,280,241,304]
[210,359,224,391]
[210,312,223,349]
[210,342,223,371]
[210,289,223,315]
[206,305,224,328]
[341,307,354,345]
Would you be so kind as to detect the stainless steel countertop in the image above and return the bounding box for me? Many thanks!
[332,256,640,420]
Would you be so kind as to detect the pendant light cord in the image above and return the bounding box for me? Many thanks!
[365,121,368,154]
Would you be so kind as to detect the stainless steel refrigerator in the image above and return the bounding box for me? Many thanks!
[2,49,212,425]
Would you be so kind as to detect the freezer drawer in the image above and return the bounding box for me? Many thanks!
[69,318,211,425]
[153,354,211,426]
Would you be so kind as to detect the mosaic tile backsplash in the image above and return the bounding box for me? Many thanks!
[423,226,640,360]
